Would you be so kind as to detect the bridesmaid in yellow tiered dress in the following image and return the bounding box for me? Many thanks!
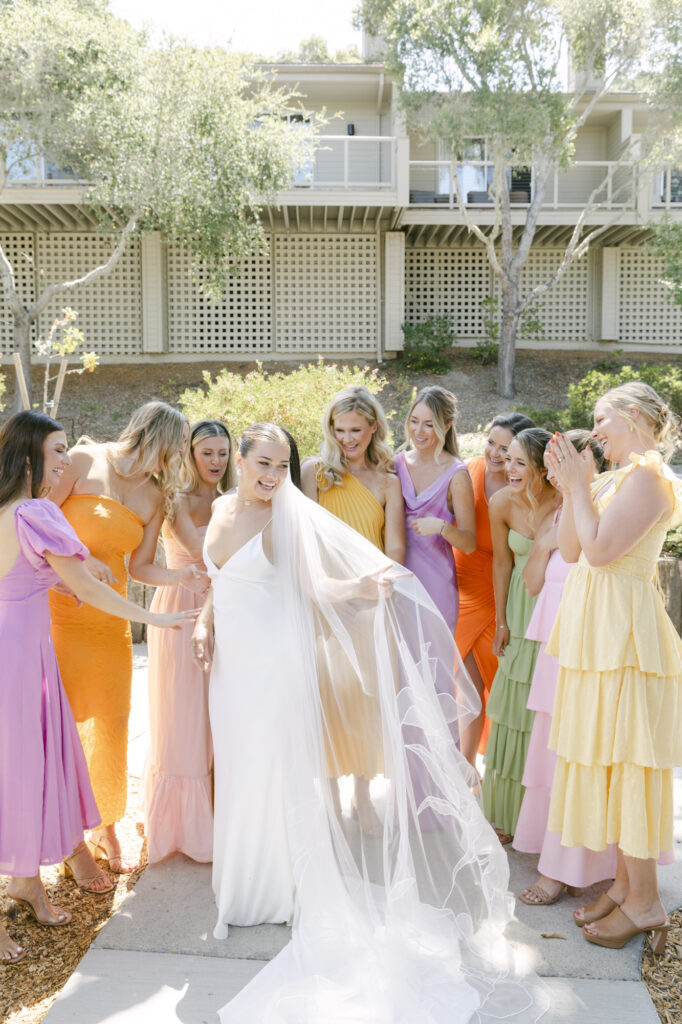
[302,386,405,835]
[50,403,205,886]
[546,382,682,954]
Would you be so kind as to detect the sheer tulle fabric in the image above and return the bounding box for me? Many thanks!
[214,479,547,1023]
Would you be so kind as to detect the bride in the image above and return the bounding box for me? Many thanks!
[193,423,547,1024]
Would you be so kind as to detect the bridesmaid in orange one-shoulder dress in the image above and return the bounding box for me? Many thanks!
[455,412,534,766]
[50,403,207,886]
[302,386,405,837]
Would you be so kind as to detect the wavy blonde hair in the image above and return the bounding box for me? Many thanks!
[180,419,236,497]
[103,402,187,519]
[317,386,393,489]
[600,382,680,460]
[404,385,459,461]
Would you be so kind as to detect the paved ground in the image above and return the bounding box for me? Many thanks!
[44,646,682,1024]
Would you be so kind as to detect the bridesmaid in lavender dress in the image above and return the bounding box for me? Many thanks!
[0,412,192,965]
[395,387,476,632]
[144,420,235,864]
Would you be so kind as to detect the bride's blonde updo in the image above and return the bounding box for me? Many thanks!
[239,422,290,458]
[601,382,680,460]
[318,386,393,490]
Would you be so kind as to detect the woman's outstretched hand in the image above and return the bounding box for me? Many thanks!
[151,608,201,631]
[192,622,214,670]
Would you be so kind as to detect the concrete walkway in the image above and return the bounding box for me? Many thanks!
[44,646,681,1024]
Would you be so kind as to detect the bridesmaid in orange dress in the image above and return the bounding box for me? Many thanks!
[50,403,207,888]
[302,386,405,835]
[456,413,534,766]
[143,420,235,864]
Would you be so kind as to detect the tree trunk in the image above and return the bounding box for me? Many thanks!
[496,285,520,399]
[12,315,33,413]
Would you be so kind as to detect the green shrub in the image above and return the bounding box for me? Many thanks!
[399,316,454,373]
[178,360,388,458]
[513,404,566,432]
[468,339,499,365]
[663,524,682,558]
[565,363,682,430]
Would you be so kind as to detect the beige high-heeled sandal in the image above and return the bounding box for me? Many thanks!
[7,889,71,926]
[87,831,138,874]
[59,842,115,896]
[583,907,669,954]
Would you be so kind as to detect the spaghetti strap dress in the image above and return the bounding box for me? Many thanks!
[143,522,213,864]
[547,452,682,860]
[481,529,539,836]
[50,494,144,827]
[316,468,384,779]
[453,457,498,753]
[394,451,467,632]
[0,500,100,876]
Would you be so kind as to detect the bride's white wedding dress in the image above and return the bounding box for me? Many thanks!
[208,529,295,936]
[206,480,548,1023]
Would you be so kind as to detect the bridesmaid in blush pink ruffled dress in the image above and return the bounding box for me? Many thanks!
[515,431,617,905]
[143,420,235,864]
[0,412,193,965]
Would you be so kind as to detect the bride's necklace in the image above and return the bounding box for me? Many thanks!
[236,491,268,508]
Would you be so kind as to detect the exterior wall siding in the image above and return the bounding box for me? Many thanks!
[0,231,680,360]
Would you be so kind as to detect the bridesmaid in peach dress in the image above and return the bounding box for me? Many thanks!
[50,403,207,887]
[143,420,235,864]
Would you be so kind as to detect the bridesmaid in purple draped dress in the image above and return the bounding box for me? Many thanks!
[0,412,194,965]
[395,386,476,631]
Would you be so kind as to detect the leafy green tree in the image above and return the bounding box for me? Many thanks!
[649,220,682,308]
[276,35,362,64]
[0,0,312,408]
[358,0,682,397]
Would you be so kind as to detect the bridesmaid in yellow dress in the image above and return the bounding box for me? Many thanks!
[301,386,405,834]
[546,382,682,953]
[50,403,207,886]
[143,420,235,864]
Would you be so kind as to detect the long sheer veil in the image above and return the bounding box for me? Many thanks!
[218,477,548,1023]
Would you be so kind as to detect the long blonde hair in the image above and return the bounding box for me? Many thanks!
[239,422,290,458]
[601,382,680,460]
[318,386,393,489]
[404,385,459,461]
[105,402,187,518]
[180,419,236,496]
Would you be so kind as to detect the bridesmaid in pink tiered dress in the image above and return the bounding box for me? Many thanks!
[144,421,235,864]
[395,386,476,633]
[515,432,617,904]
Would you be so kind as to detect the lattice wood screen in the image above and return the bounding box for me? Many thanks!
[618,249,682,345]
[274,235,377,352]
[514,249,589,341]
[0,234,36,354]
[35,233,142,356]
[405,249,491,337]
[167,243,273,353]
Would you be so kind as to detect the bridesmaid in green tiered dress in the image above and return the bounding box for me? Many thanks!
[482,428,560,844]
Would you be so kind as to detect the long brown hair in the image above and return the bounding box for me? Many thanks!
[0,411,63,508]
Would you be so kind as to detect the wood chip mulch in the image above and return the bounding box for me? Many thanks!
[1,777,680,1024]
[0,778,148,1024]
[642,907,682,1024]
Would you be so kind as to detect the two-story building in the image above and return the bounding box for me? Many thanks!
[1,49,681,364]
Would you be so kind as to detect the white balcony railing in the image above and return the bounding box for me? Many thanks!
[289,135,397,190]
[4,153,78,187]
[409,160,636,210]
